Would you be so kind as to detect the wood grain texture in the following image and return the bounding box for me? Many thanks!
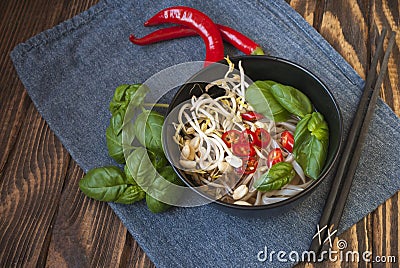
[45,162,128,267]
[0,104,70,266]
[0,0,398,267]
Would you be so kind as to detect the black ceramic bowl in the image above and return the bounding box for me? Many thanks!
[163,56,342,217]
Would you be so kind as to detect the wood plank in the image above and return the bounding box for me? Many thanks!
[0,103,70,267]
[371,0,400,114]
[319,0,369,79]
[369,1,399,266]
[45,162,128,267]
[0,0,38,174]
[0,0,139,267]
[287,0,317,26]
[119,234,156,268]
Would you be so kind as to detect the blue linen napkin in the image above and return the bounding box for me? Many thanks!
[10,0,400,267]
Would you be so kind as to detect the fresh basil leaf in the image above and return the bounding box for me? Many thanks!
[293,114,312,156]
[293,112,329,179]
[115,185,145,204]
[307,112,329,141]
[245,81,290,122]
[146,194,171,213]
[124,164,138,186]
[150,166,184,199]
[128,84,149,109]
[126,147,158,189]
[126,148,182,213]
[106,110,125,164]
[294,135,328,179]
[145,166,184,213]
[111,109,124,135]
[270,83,312,118]
[105,125,125,164]
[133,110,164,153]
[148,150,168,171]
[79,166,144,204]
[109,84,142,115]
[79,166,126,201]
[253,162,295,191]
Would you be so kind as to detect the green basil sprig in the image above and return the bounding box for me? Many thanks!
[253,162,295,191]
[106,84,149,164]
[79,166,145,204]
[80,83,180,213]
[293,112,329,179]
[245,81,290,122]
[245,80,313,121]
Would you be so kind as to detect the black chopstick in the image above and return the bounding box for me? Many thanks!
[308,27,387,254]
[317,30,397,255]
[309,28,396,257]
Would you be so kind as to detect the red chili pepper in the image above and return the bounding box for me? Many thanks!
[281,131,294,153]
[129,26,197,45]
[240,111,264,122]
[143,6,224,65]
[267,148,283,168]
[254,128,271,148]
[240,129,257,146]
[236,156,259,174]
[217,24,264,55]
[130,23,265,56]
[221,130,241,148]
[232,142,256,157]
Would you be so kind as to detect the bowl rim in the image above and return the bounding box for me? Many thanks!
[165,55,343,211]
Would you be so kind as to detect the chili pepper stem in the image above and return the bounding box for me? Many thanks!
[251,47,265,55]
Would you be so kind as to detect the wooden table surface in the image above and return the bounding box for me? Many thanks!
[1,0,399,267]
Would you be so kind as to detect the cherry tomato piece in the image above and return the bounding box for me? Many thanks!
[267,148,283,168]
[254,128,271,148]
[232,142,256,157]
[240,129,257,146]
[241,111,264,122]
[221,130,241,148]
[281,131,294,153]
[236,156,258,174]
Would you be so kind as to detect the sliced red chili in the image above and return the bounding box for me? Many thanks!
[232,142,256,157]
[281,131,294,153]
[267,148,283,168]
[240,111,264,122]
[130,24,265,56]
[236,156,258,175]
[221,130,241,148]
[254,128,271,148]
[240,129,257,146]
[144,6,224,65]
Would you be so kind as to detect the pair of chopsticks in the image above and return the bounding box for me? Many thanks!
[309,28,397,257]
